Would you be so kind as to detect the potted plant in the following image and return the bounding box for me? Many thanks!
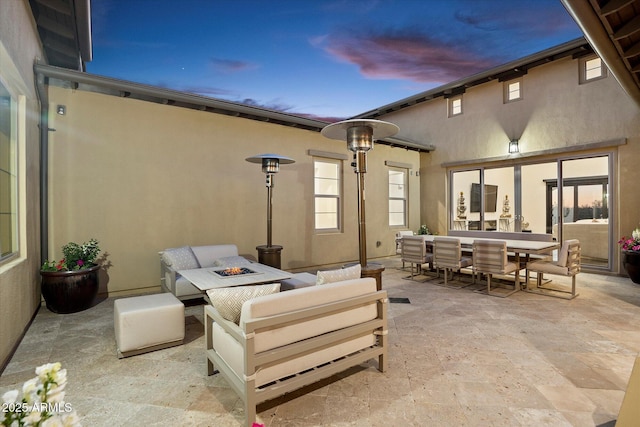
[40,238,101,313]
[618,228,640,284]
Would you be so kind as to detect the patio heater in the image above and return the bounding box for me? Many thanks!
[246,153,295,269]
[321,119,399,290]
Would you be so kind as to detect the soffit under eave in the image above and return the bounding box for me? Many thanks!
[562,0,640,108]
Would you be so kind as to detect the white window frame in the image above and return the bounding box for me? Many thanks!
[448,96,463,117]
[0,74,20,264]
[503,78,523,103]
[580,55,607,84]
[388,167,408,227]
[313,157,342,232]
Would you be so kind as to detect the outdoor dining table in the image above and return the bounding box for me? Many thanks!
[416,234,560,293]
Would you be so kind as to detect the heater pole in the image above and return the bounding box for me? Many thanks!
[266,174,273,247]
[356,150,367,267]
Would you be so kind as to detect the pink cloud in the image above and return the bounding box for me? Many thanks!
[324,30,498,84]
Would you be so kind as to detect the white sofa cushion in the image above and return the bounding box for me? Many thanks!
[207,283,280,324]
[213,255,251,267]
[191,244,238,268]
[161,246,200,269]
[316,263,361,285]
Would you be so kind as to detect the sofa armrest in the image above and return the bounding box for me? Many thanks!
[204,304,245,343]
[160,256,177,294]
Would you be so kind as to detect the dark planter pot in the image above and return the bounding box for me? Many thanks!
[40,264,100,314]
[622,251,640,285]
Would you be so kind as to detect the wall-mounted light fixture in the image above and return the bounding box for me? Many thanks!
[56,105,66,115]
[245,153,295,268]
[508,139,519,154]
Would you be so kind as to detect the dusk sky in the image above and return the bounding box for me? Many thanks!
[87,0,583,121]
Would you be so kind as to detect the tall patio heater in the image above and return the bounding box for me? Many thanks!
[246,153,295,269]
[321,119,399,290]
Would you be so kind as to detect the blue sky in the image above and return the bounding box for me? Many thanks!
[87,0,583,121]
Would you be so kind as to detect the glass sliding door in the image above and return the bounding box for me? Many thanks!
[560,156,610,268]
[449,153,613,270]
[522,162,557,236]
[450,169,479,230]
[484,167,514,232]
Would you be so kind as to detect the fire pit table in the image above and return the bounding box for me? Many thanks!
[177,262,292,292]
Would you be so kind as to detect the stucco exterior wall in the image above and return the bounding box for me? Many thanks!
[46,87,420,296]
[380,55,640,273]
[0,0,44,369]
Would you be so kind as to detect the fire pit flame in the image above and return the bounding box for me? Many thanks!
[225,267,243,275]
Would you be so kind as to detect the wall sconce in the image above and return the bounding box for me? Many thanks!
[245,153,295,268]
[508,139,519,154]
[56,105,66,115]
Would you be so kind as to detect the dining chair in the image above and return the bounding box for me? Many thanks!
[524,239,581,299]
[401,236,433,280]
[472,239,519,297]
[395,230,415,269]
[433,236,473,288]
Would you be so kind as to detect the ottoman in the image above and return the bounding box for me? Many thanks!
[114,293,185,358]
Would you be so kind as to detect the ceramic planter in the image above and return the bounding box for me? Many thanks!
[40,264,100,313]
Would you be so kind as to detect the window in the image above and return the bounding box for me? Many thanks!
[580,56,606,83]
[314,158,341,231]
[0,78,18,261]
[503,79,522,103]
[388,168,407,226]
[448,96,462,117]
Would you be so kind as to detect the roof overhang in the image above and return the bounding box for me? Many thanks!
[354,38,593,119]
[29,0,92,70]
[35,64,432,152]
[561,0,640,108]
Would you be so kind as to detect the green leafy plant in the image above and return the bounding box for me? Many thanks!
[418,225,429,235]
[41,239,101,271]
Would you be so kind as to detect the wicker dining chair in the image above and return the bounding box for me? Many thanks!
[401,236,433,280]
[472,239,519,297]
[524,239,581,299]
[433,236,473,288]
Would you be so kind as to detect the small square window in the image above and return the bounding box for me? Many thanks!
[580,55,606,84]
[503,78,522,103]
[448,96,462,117]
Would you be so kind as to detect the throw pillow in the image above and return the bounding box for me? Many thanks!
[161,246,200,270]
[207,283,281,324]
[213,256,251,267]
[316,263,361,285]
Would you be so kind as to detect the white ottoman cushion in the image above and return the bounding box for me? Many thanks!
[114,293,185,357]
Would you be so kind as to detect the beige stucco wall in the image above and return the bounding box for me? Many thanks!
[46,87,420,296]
[0,0,44,369]
[380,55,640,273]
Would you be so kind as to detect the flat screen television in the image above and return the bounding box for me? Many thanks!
[470,183,498,213]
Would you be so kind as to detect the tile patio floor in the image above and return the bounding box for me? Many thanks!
[2,257,640,426]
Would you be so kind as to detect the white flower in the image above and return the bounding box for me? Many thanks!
[2,389,19,404]
[42,414,64,427]
[633,228,640,240]
[22,377,42,404]
[61,411,82,427]
[24,409,43,424]
[2,363,81,427]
